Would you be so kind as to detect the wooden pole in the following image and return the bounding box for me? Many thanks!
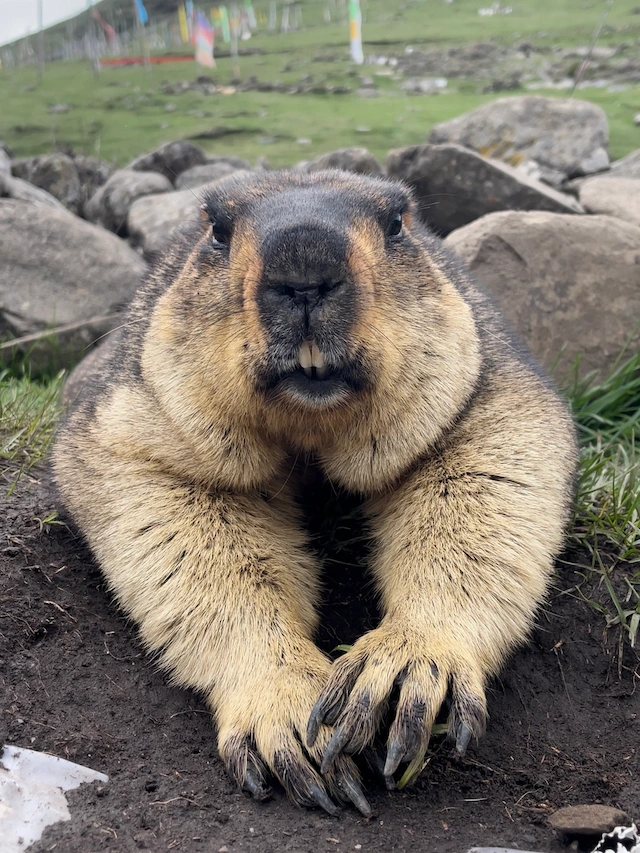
[86,0,100,77]
[571,0,614,96]
[133,0,151,74]
[37,0,44,83]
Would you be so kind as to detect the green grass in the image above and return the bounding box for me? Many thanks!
[0,370,64,495]
[569,348,640,564]
[561,349,640,662]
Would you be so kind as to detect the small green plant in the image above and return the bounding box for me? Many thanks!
[564,347,640,656]
[0,369,65,495]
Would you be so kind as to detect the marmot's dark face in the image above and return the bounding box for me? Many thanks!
[198,171,431,410]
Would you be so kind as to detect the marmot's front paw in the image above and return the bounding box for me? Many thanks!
[307,622,487,789]
[215,653,372,816]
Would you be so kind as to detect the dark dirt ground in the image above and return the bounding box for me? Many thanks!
[2,473,639,853]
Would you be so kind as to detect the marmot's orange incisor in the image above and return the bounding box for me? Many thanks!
[54,170,578,816]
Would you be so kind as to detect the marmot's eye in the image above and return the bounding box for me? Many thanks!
[211,223,230,248]
[388,213,403,239]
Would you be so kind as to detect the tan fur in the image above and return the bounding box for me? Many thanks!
[54,170,578,810]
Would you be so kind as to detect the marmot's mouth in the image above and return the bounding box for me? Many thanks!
[273,369,350,408]
[257,339,373,407]
[298,340,330,380]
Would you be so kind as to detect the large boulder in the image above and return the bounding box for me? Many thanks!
[609,149,640,179]
[0,173,65,209]
[445,211,640,378]
[128,140,207,184]
[0,199,146,368]
[74,155,116,206]
[0,148,11,176]
[176,157,251,190]
[305,147,384,177]
[11,153,83,215]
[578,176,640,228]
[86,169,173,234]
[386,143,582,235]
[127,187,202,257]
[430,96,609,183]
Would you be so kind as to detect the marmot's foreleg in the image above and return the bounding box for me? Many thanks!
[68,459,369,813]
[309,383,574,787]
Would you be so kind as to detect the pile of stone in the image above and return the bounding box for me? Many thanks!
[1,95,639,378]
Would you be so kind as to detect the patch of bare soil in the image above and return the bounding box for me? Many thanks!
[1,475,638,853]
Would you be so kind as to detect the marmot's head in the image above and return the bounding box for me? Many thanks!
[143,171,481,473]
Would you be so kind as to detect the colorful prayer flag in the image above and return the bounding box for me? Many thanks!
[219,6,232,43]
[186,0,196,43]
[134,0,149,26]
[348,0,363,64]
[244,0,257,30]
[178,4,190,43]
[195,10,215,68]
[93,9,116,43]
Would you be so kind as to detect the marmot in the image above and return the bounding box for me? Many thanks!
[54,170,578,816]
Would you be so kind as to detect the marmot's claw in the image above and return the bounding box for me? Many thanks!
[308,782,342,817]
[272,748,341,816]
[448,691,486,756]
[243,767,272,801]
[454,721,473,756]
[320,723,352,774]
[224,736,272,801]
[382,739,409,778]
[306,703,323,747]
[336,770,373,818]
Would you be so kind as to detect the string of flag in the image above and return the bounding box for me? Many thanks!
[139,2,364,70]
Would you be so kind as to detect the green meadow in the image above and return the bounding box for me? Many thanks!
[1,0,640,167]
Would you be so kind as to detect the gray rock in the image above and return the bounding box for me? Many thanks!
[610,148,640,178]
[74,155,116,202]
[0,148,11,176]
[306,147,384,176]
[579,175,640,227]
[0,173,66,209]
[48,103,70,114]
[402,77,448,95]
[430,95,609,181]
[0,199,146,367]
[86,169,173,234]
[176,158,251,190]
[387,143,582,235]
[128,170,252,256]
[128,140,207,184]
[548,804,631,837]
[445,211,640,378]
[127,187,204,257]
[10,158,32,181]
[10,153,82,215]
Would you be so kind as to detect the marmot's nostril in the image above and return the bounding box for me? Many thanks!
[274,279,342,308]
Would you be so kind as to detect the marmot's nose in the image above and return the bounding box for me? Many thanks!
[264,276,343,310]
[260,223,348,310]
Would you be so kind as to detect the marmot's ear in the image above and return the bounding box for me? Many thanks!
[200,204,210,225]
